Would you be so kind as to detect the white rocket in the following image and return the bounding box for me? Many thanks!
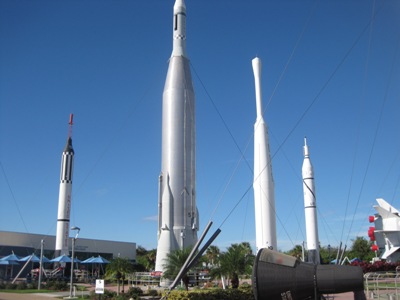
[369,198,400,262]
[252,57,277,252]
[302,137,320,264]
[155,0,198,272]
[55,114,74,256]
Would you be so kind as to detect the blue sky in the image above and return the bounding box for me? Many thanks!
[1,0,399,254]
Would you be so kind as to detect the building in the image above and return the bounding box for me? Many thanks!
[0,231,136,279]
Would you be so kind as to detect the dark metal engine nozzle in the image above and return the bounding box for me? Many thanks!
[252,248,364,300]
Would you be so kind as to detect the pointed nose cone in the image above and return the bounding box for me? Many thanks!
[252,57,263,119]
[172,0,187,57]
[303,137,309,158]
[174,0,186,13]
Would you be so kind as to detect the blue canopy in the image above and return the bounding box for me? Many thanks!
[19,254,50,263]
[0,260,19,265]
[81,257,95,264]
[91,256,110,264]
[50,255,81,263]
[81,255,109,264]
[0,253,20,262]
[50,255,71,263]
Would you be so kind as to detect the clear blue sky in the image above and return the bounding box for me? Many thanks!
[1,0,399,254]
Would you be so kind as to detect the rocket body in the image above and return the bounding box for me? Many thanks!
[252,57,277,252]
[155,0,198,272]
[55,136,74,256]
[302,138,320,264]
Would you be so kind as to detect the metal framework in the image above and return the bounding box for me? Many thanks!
[364,269,400,299]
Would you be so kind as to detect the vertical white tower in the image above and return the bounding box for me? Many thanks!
[252,57,277,252]
[155,0,198,272]
[302,137,320,264]
[55,114,74,256]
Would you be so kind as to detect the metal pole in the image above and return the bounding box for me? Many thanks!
[12,255,33,284]
[38,240,44,290]
[69,237,75,298]
[169,221,213,290]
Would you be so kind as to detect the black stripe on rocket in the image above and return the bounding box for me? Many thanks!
[60,137,74,183]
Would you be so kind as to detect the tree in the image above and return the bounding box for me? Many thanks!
[210,242,254,289]
[205,245,220,269]
[134,256,148,272]
[349,236,375,262]
[105,257,133,295]
[146,249,157,270]
[135,246,157,271]
[136,245,148,257]
[285,245,303,259]
[162,247,195,291]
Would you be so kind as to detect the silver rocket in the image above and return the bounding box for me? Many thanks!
[302,137,320,264]
[252,57,277,252]
[155,0,198,272]
[55,114,75,256]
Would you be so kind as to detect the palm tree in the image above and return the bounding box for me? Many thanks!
[162,247,196,291]
[286,244,303,260]
[146,249,157,271]
[205,245,220,269]
[210,242,254,289]
[105,257,133,295]
[135,247,157,271]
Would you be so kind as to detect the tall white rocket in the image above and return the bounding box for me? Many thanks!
[155,0,198,272]
[55,114,74,256]
[252,57,277,252]
[302,137,320,264]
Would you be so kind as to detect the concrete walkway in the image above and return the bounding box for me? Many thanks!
[0,291,361,300]
[0,291,76,300]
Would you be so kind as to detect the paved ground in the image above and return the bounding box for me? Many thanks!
[0,282,364,300]
[0,291,73,299]
[0,291,361,300]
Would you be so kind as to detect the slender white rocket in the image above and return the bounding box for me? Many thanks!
[155,0,198,273]
[55,114,74,256]
[302,137,320,264]
[252,57,277,252]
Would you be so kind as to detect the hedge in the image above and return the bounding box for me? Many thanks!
[163,285,254,300]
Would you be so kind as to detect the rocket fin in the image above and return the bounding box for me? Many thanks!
[374,205,398,219]
[382,246,400,259]
[160,173,173,231]
[376,198,400,215]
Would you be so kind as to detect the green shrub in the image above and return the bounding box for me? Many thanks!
[16,282,27,290]
[46,279,68,291]
[26,283,36,289]
[147,289,159,296]
[4,282,17,290]
[89,289,117,300]
[163,287,254,300]
[127,286,143,296]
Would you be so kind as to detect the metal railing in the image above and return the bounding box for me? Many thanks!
[128,272,161,287]
[364,270,400,299]
[127,271,211,289]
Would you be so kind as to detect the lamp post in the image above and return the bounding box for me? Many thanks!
[38,239,44,290]
[328,244,331,263]
[69,226,80,299]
